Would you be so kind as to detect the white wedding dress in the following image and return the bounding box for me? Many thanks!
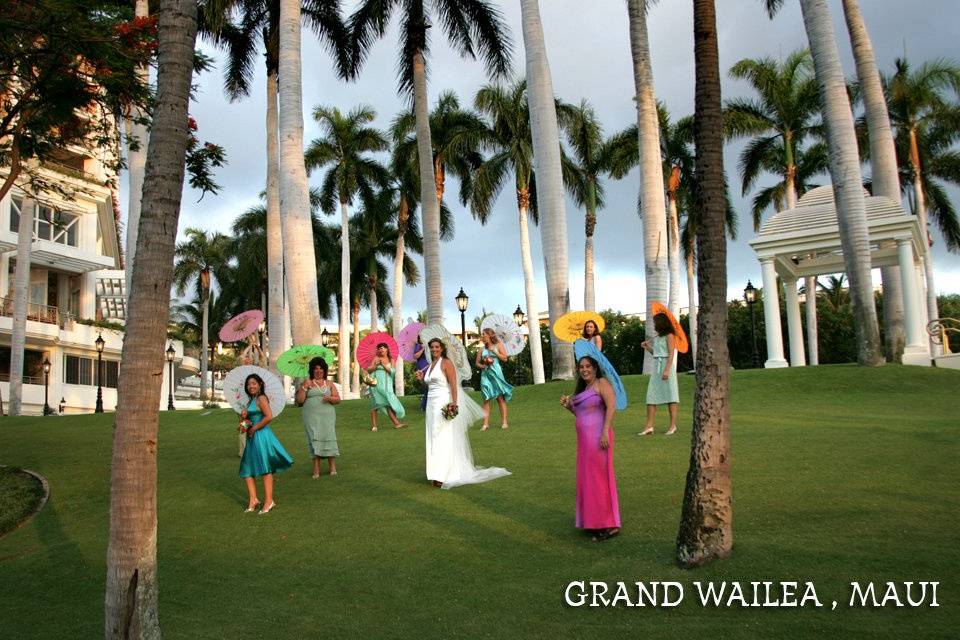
[424,357,511,489]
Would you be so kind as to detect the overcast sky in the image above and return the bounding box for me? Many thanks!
[137,0,960,325]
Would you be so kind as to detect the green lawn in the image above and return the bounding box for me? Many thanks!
[1,365,957,639]
[0,466,43,537]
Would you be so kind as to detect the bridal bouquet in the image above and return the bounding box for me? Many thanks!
[237,418,252,435]
[441,403,459,421]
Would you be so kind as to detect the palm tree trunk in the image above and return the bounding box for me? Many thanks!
[685,248,698,361]
[200,285,209,400]
[627,0,669,374]
[584,210,596,311]
[369,275,379,332]
[518,200,546,384]
[411,48,443,325]
[9,198,36,416]
[339,199,351,392]
[393,196,408,396]
[676,0,733,569]
[667,191,681,315]
[124,0,150,292]
[800,0,883,367]
[351,301,361,395]
[909,128,939,353]
[278,0,323,348]
[105,0,197,634]
[519,0,573,380]
[265,70,285,369]
[841,0,905,361]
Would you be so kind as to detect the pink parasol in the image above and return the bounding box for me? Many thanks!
[218,309,264,342]
[397,321,426,362]
[356,332,400,369]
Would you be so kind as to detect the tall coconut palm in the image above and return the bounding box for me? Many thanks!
[518,0,574,380]
[626,0,668,375]
[349,0,512,325]
[105,0,198,634]
[467,80,552,384]
[173,228,231,400]
[794,0,884,366]
[8,197,36,416]
[841,0,905,362]
[563,101,633,312]
[676,0,733,569]
[305,104,390,392]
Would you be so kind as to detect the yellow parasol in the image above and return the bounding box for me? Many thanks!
[650,301,689,353]
[552,311,606,343]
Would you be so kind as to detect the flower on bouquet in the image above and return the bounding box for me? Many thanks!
[441,403,459,421]
[237,418,252,435]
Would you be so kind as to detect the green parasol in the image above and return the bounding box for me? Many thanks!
[276,345,336,377]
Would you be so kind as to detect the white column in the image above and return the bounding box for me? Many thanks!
[804,275,819,365]
[783,276,806,366]
[760,258,788,368]
[898,239,931,366]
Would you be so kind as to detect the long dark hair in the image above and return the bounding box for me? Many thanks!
[653,312,675,337]
[376,342,392,360]
[308,357,328,380]
[582,320,600,339]
[573,356,604,395]
[244,373,267,399]
[427,338,447,359]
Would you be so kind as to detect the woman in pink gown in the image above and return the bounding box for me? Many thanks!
[560,355,621,541]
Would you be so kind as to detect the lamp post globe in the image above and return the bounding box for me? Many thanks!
[42,357,52,415]
[744,280,761,368]
[513,305,525,327]
[455,288,469,347]
[94,332,105,413]
[321,328,330,347]
[166,343,176,410]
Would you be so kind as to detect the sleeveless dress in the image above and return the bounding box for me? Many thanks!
[479,347,513,402]
[368,363,406,419]
[645,335,679,405]
[424,358,511,489]
[238,397,293,478]
[302,383,339,458]
[572,388,620,529]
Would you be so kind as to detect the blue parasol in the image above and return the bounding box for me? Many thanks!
[574,339,628,410]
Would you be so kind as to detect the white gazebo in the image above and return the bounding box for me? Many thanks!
[749,185,931,368]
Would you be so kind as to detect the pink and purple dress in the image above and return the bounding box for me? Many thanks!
[572,387,621,530]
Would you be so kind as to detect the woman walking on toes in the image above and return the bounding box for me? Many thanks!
[476,328,513,430]
[640,313,679,436]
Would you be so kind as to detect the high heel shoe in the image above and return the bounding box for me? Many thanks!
[244,500,260,513]
[500,423,508,430]
[258,502,276,515]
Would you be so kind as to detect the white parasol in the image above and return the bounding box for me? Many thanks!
[222,365,287,417]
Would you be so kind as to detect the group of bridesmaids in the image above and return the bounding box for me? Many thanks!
[234,312,683,546]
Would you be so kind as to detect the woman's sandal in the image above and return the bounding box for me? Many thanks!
[639,428,655,436]
[591,528,620,542]
[665,426,677,435]
[243,500,260,513]
[481,424,489,431]
[500,423,509,430]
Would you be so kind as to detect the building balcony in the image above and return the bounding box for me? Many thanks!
[0,297,60,326]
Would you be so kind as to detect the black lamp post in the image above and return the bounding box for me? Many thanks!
[166,343,176,410]
[455,287,469,347]
[58,397,66,415]
[321,328,330,347]
[512,305,525,386]
[258,320,266,364]
[42,357,52,415]
[94,332,105,413]
[744,280,761,368]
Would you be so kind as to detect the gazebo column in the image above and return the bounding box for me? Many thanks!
[760,258,787,368]
[783,276,806,367]
[897,239,931,366]
[804,275,819,365]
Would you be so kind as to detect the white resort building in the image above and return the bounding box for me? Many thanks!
[0,149,198,415]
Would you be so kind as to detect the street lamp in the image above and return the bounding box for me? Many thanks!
[94,332,105,413]
[455,287,469,347]
[58,397,66,415]
[744,280,761,368]
[321,328,330,347]
[42,357,52,415]
[257,320,266,365]
[166,343,176,411]
[513,304,525,327]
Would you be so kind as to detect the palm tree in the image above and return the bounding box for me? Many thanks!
[563,101,632,312]
[106,0,199,633]
[817,274,849,310]
[886,57,960,342]
[467,80,550,384]
[173,228,231,400]
[626,0,668,375]
[305,105,390,392]
[124,0,150,296]
[349,0,512,325]
[8,197,36,416]
[676,0,733,569]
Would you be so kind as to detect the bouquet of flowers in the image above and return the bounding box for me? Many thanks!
[237,418,253,435]
[441,403,458,421]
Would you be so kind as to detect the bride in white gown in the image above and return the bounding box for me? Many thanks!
[421,338,511,489]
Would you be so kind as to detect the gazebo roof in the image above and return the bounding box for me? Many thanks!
[748,185,925,279]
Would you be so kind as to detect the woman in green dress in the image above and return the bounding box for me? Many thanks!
[295,357,341,478]
[640,313,679,436]
[367,343,406,431]
[476,328,513,430]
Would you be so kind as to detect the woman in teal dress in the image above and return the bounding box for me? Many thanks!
[640,313,679,436]
[295,357,340,479]
[239,374,293,514]
[476,328,513,430]
[367,343,406,431]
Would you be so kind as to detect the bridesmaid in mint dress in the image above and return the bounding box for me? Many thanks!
[476,328,513,430]
[295,357,340,479]
[640,313,679,436]
[238,374,293,514]
[366,343,406,431]
[560,355,620,542]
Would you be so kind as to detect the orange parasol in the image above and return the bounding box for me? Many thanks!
[552,311,606,343]
[650,301,689,353]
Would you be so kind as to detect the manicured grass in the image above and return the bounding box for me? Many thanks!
[0,365,957,639]
[0,467,43,537]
